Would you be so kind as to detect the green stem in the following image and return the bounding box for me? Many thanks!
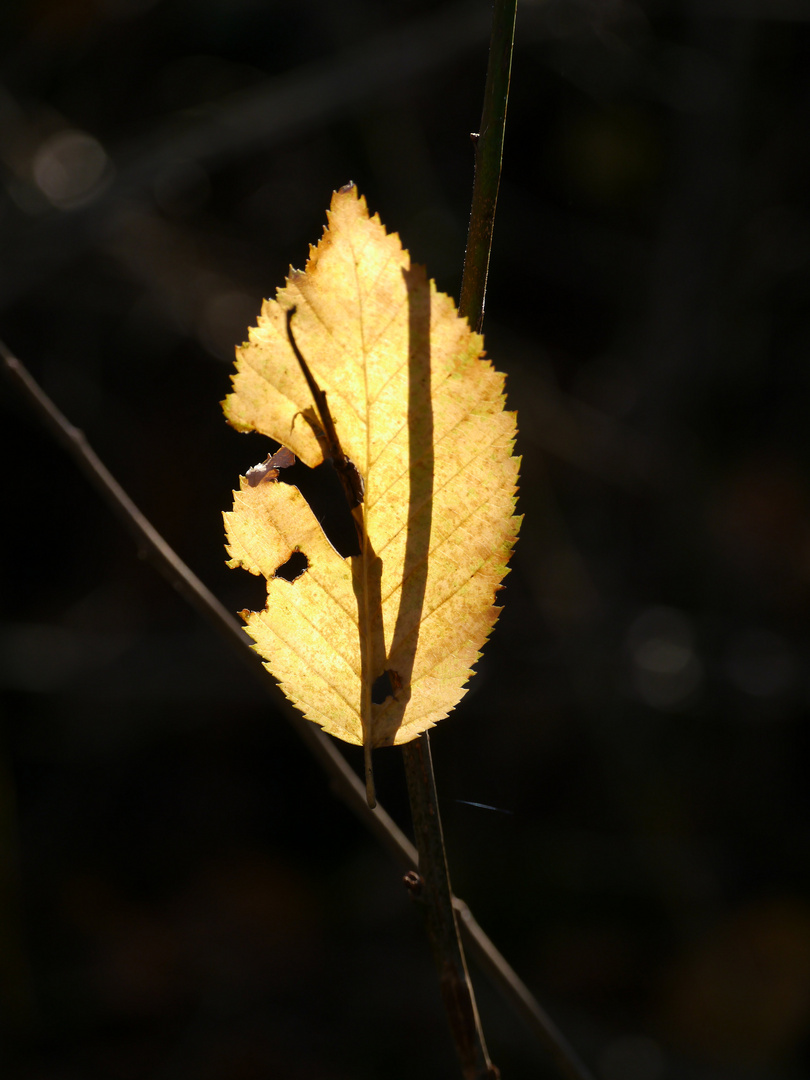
[398,2,519,1076]
[459,0,518,332]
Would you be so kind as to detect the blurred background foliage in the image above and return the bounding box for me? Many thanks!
[2,0,810,1077]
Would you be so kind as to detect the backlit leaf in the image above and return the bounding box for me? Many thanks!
[223,184,520,753]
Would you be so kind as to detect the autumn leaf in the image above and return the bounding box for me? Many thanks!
[223,183,520,765]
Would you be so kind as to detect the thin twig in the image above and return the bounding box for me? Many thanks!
[1,344,593,1080]
[459,0,518,332]
[284,306,365,513]
[284,306,374,807]
[457,900,595,1080]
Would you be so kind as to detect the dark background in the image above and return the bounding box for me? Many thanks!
[2,1,810,1077]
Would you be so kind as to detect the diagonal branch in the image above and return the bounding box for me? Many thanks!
[285,305,365,513]
[285,305,376,808]
[1,340,594,1080]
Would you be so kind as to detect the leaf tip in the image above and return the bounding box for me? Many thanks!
[330,181,368,222]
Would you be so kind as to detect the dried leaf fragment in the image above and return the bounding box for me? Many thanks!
[223,184,520,751]
[246,445,295,486]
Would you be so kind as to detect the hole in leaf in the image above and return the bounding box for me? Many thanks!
[232,573,267,614]
[274,550,308,582]
[372,669,401,705]
[277,454,360,558]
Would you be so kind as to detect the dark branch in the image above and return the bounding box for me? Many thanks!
[1,336,592,1080]
[285,305,364,511]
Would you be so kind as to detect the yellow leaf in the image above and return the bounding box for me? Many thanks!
[223,184,520,757]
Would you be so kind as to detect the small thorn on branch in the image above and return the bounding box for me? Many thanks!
[403,869,424,899]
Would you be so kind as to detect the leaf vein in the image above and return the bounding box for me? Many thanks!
[377,426,510,573]
[268,575,360,681]
[263,615,359,720]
